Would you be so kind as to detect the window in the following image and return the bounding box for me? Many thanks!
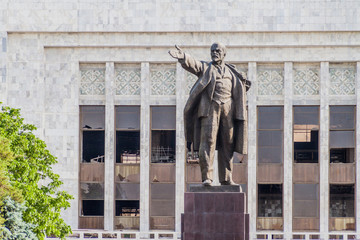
[116,106,140,163]
[258,184,282,217]
[330,185,354,217]
[80,183,104,216]
[81,106,105,163]
[293,107,319,163]
[151,106,176,163]
[293,184,319,217]
[330,106,355,163]
[258,107,283,163]
[150,183,175,217]
[80,106,105,223]
[115,183,140,216]
[115,106,140,230]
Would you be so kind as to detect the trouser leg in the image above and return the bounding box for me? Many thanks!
[199,103,220,182]
[217,100,234,183]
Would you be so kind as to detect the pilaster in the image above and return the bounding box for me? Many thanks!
[283,62,293,238]
[319,62,330,240]
[356,62,360,236]
[140,62,150,234]
[247,62,257,239]
[175,62,186,234]
[104,62,115,230]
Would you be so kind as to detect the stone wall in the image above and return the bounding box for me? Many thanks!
[2,1,360,239]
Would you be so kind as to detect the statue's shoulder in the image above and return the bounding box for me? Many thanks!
[225,63,252,91]
[225,63,245,78]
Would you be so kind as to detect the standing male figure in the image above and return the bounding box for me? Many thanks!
[169,43,251,186]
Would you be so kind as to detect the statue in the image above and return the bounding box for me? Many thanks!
[169,43,251,186]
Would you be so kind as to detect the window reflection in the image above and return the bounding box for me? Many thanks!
[329,106,355,163]
[258,107,283,164]
[293,106,319,163]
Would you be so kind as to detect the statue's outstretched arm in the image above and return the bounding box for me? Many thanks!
[169,45,203,76]
[168,45,185,60]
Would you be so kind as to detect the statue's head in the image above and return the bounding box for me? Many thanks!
[210,42,227,63]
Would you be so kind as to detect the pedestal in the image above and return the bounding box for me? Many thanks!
[181,185,249,240]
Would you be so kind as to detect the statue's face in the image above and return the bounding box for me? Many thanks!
[210,43,226,63]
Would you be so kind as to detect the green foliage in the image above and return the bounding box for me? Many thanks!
[0,197,37,240]
[0,104,73,239]
[0,136,23,229]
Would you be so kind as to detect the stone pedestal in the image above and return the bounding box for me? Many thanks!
[181,185,249,240]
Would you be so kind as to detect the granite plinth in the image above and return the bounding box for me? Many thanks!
[181,190,249,240]
[189,184,242,192]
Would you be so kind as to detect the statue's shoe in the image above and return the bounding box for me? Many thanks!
[202,179,212,186]
[220,180,238,186]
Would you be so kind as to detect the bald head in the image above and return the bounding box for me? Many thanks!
[210,42,227,64]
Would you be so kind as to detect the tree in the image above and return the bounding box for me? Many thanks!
[0,104,73,239]
[0,197,37,240]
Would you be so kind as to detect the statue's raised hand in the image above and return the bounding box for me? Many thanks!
[168,45,185,59]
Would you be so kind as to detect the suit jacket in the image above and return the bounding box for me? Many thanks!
[179,53,251,154]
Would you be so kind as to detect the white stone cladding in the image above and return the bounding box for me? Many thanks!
[1,1,360,239]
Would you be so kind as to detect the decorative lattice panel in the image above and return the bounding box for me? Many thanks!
[80,66,105,95]
[293,67,320,95]
[186,71,197,92]
[329,65,356,95]
[150,65,176,95]
[257,67,284,95]
[115,66,141,95]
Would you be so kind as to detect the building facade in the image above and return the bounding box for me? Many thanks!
[1,1,360,239]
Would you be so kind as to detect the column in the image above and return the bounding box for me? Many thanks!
[104,62,115,230]
[175,63,186,234]
[140,62,150,235]
[319,62,329,240]
[356,62,360,236]
[283,62,293,238]
[247,62,257,239]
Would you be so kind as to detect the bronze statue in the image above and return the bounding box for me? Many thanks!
[169,43,251,186]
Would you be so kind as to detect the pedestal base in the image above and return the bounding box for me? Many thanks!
[181,187,249,240]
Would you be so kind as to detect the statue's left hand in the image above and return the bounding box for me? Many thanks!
[168,45,185,59]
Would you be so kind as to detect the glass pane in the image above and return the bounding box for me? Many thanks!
[115,183,140,200]
[82,131,105,163]
[294,184,319,200]
[151,106,176,130]
[329,131,354,148]
[80,183,104,200]
[258,130,282,163]
[258,147,282,163]
[150,200,175,217]
[116,106,140,130]
[115,200,139,216]
[293,183,319,217]
[82,200,104,216]
[81,106,105,129]
[294,129,318,163]
[330,106,355,130]
[293,200,318,217]
[151,130,176,163]
[330,185,354,217]
[330,148,354,163]
[151,183,175,200]
[116,131,140,163]
[258,107,283,130]
[293,106,319,125]
[258,131,282,147]
[150,183,175,217]
[258,184,282,217]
